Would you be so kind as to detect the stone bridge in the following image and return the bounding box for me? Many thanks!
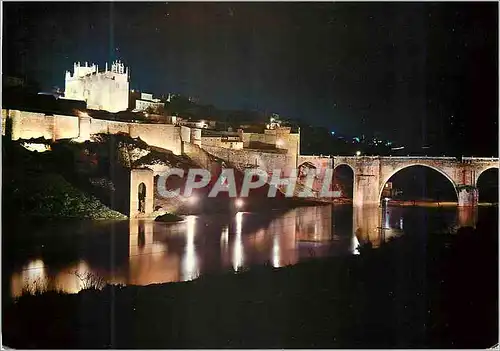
[297,155,499,207]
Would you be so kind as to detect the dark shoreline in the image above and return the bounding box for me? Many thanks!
[3,209,498,349]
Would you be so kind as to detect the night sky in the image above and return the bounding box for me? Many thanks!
[3,2,498,155]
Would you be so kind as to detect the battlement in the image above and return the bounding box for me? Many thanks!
[65,60,129,80]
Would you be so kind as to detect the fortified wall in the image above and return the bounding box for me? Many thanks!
[1,108,299,172]
[201,145,296,176]
[1,109,80,141]
[241,127,300,159]
[2,109,183,155]
[201,136,243,150]
[199,126,300,176]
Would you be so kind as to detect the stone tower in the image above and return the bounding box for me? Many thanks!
[64,60,130,113]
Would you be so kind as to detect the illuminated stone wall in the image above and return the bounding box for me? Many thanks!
[183,142,216,170]
[190,128,202,147]
[241,128,300,163]
[180,126,191,144]
[3,109,80,141]
[201,145,296,177]
[241,132,276,148]
[53,114,80,140]
[201,136,244,150]
[3,109,183,155]
[129,123,182,155]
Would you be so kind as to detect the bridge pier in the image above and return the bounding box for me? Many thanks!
[457,185,478,207]
[352,158,381,206]
[353,175,381,206]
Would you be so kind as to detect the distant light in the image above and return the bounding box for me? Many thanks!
[391,146,405,150]
[331,131,335,135]
[356,150,361,156]
[233,212,244,271]
[182,215,199,281]
[353,137,360,142]
[235,198,244,209]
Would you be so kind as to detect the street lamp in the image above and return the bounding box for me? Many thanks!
[356,150,361,156]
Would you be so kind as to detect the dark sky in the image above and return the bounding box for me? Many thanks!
[3,2,498,154]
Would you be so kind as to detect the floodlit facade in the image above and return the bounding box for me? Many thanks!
[134,92,164,113]
[64,60,129,113]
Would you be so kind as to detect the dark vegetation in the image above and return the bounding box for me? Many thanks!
[2,136,126,220]
[3,207,497,348]
[2,131,195,219]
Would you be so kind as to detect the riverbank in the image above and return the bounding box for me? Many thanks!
[3,210,497,348]
[387,199,498,207]
[387,200,458,207]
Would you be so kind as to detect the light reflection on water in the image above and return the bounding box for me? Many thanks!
[7,204,481,298]
[233,212,244,272]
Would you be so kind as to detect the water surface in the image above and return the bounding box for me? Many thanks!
[4,204,488,298]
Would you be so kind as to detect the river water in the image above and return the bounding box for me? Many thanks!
[3,204,494,298]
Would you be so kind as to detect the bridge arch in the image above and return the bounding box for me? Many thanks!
[333,163,355,199]
[378,163,459,202]
[476,167,499,203]
[475,166,500,186]
[333,162,356,174]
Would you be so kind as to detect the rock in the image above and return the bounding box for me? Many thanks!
[154,213,184,223]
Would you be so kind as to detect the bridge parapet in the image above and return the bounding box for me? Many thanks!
[462,157,498,161]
